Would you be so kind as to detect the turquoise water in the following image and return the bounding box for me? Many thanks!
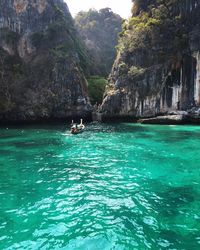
[0,123,200,250]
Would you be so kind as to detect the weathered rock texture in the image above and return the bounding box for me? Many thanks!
[0,0,91,123]
[101,0,200,122]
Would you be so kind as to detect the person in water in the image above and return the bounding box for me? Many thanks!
[71,119,84,133]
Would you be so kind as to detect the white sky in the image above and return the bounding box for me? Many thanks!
[65,0,133,19]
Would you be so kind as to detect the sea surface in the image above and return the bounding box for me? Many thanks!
[0,123,200,250]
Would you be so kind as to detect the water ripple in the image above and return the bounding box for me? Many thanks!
[0,123,200,249]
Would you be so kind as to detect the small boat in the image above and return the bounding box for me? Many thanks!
[70,119,85,134]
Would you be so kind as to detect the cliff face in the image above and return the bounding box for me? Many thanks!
[101,0,200,121]
[0,0,91,122]
[75,8,122,76]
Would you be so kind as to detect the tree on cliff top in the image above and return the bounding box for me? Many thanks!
[75,8,122,76]
[118,0,188,64]
[132,0,181,16]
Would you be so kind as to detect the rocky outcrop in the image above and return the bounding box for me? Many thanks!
[101,0,200,122]
[0,0,91,123]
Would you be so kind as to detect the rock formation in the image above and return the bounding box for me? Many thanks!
[101,0,200,122]
[0,0,91,123]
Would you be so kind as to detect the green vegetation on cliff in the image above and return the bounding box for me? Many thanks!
[75,8,122,76]
[87,76,108,105]
[118,0,188,64]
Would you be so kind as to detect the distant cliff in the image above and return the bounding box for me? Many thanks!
[75,8,122,76]
[101,0,200,122]
[0,0,91,123]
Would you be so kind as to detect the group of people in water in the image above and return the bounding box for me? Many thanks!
[70,119,85,134]
[70,103,101,134]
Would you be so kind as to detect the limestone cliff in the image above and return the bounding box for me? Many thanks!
[101,0,200,121]
[0,0,91,123]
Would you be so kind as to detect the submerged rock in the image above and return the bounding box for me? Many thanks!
[101,0,200,123]
[0,0,92,123]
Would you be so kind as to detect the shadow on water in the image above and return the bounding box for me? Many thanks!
[140,179,197,214]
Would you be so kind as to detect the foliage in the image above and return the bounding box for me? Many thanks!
[75,8,122,76]
[118,0,188,61]
[87,76,108,105]
[118,62,129,75]
[31,21,72,47]
[0,28,19,45]
[50,44,71,59]
[128,66,146,78]
[31,32,46,47]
